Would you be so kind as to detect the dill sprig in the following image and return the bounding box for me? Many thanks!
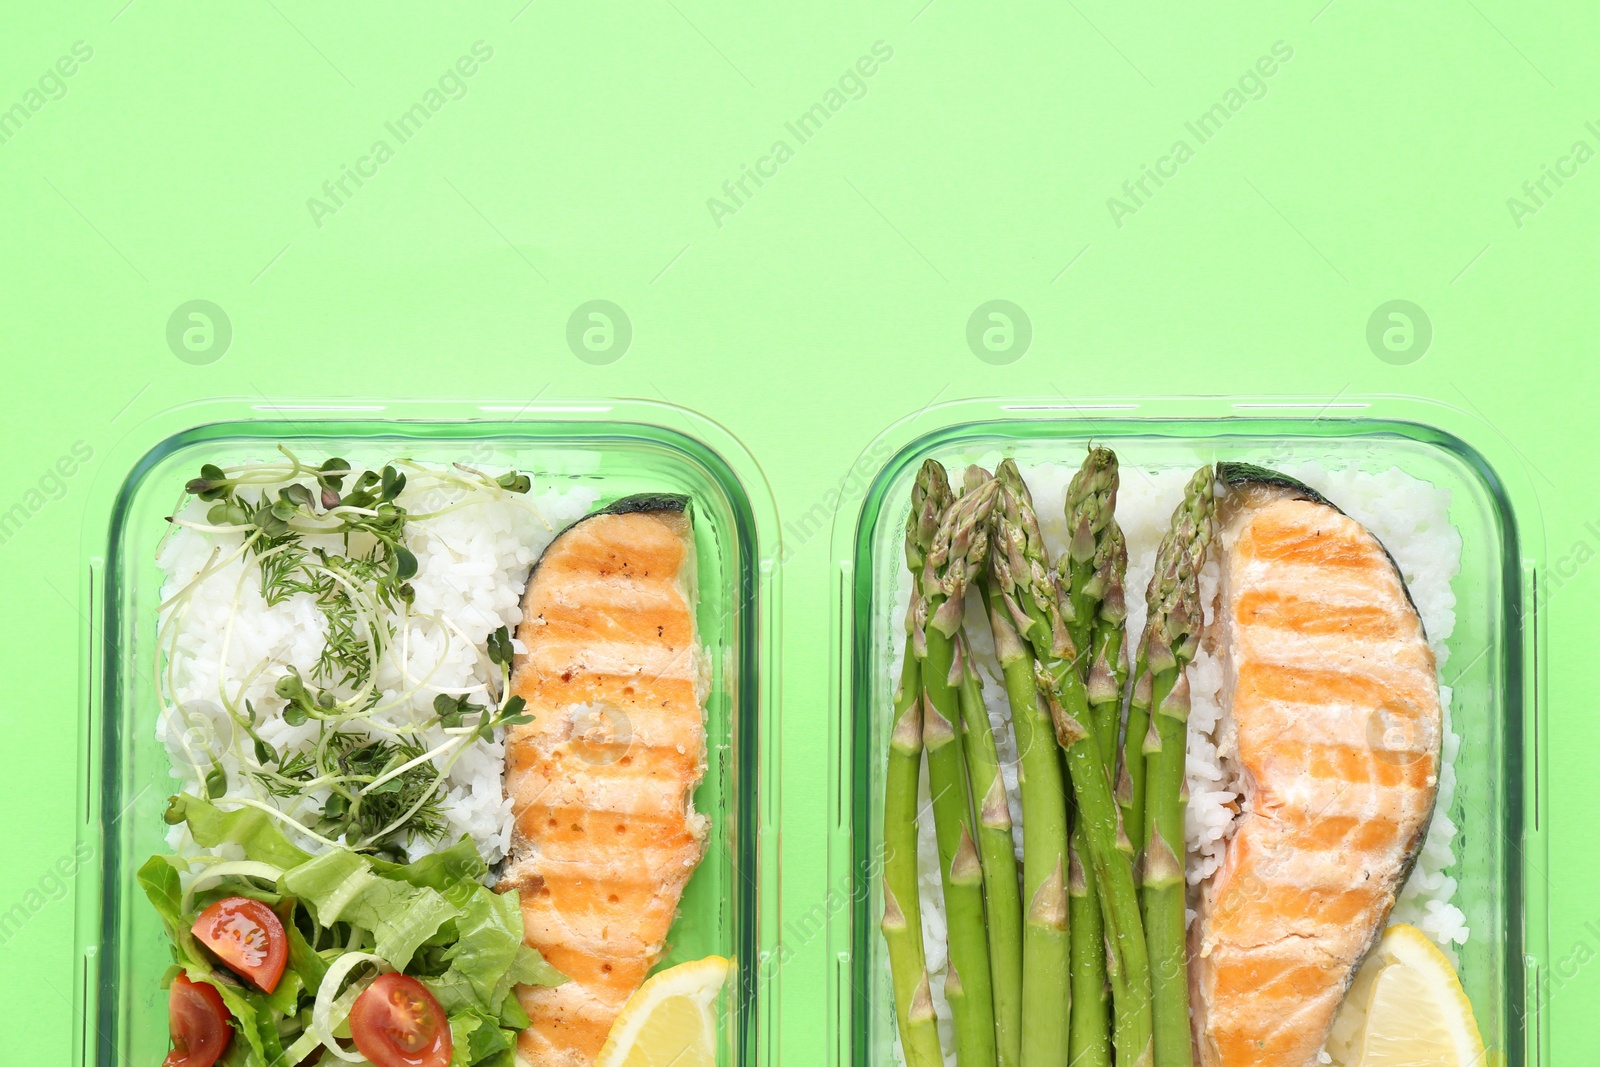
[254,732,448,859]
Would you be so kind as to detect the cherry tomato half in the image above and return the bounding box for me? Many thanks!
[191,895,288,994]
[349,973,453,1067]
[164,976,233,1067]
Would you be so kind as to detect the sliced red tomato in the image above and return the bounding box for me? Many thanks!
[349,973,453,1067]
[164,975,233,1067]
[191,895,288,994]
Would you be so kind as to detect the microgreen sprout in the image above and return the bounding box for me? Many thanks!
[487,624,516,669]
[433,693,483,730]
[496,471,532,494]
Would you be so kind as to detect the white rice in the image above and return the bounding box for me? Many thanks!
[155,462,597,864]
[886,460,1466,1059]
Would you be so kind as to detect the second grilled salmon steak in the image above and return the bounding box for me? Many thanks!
[1192,465,1441,1067]
[499,495,709,1067]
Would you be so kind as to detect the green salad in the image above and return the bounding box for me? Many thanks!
[143,795,563,1067]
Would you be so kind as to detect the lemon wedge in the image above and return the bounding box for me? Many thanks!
[1327,924,1487,1067]
[594,956,730,1067]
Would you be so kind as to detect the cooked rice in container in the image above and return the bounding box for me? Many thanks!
[154,460,598,864]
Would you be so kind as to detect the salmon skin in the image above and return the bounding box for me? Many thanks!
[1191,463,1441,1067]
[498,494,710,1067]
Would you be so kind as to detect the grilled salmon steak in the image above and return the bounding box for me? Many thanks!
[1191,465,1441,1067]
[498,495,710,1067]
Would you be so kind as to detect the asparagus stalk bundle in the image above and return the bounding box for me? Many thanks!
[921,470,1001,1067]
[1059,450,1124,1067]
[954,464,1024,1067]
[882,462,949,1067]
[985,470,1071,1067]
[992,459,1153,1067]
[1136,467,1216,1067]
[886,454,1209,1067]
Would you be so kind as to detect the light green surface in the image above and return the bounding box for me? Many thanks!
[0,2,1592,1062]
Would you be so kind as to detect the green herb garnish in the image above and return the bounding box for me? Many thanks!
[163,450,537,856]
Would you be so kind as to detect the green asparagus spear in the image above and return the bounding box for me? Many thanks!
[993,459,1153,1067]
[956,631,1023,1067]
[985,489,1070,1067]
[948,465,1023,1067]
[1067,829,1110,1067]
[1120,503,1190,860]
[921,472,1000,1067]
[1061,447,1119,662]
[1137,466,1216,1067]
[986,587,1071,1067]
[1088,533,1131,1062]
[882,463,948,1067]
[1061,451,1125,1067]
[1117,641,1151,862]
[1087,525,1129,774]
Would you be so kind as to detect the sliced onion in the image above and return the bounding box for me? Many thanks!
[311,950,388,1062]
[280,1026,325,1066]
[180,860,286,915]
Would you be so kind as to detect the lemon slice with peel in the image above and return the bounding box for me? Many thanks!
[1331,924,1487,1067]
[595,956,730,1067]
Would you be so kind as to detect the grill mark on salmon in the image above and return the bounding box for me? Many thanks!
[1192,467,1442,1067]
[497,496,710,1067]
[1233,590,1401,637]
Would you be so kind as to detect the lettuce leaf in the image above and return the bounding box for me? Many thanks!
[447,1008,508,1067]
[374,835,489,893]
[442,883,527,1006]
[137,854,185,929]
[463,1011,517,1064]
[425,887,564,1021]
[508,941,567,990]
[279,847,460,970]
[496,978,534,1032]
[273,896,328,994]
[166,794,312,869]
[138,855,212,978]
[185,968,283,1067]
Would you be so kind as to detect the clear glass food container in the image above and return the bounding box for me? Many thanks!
[73,398,780,1067]
[826,397,1547,1067]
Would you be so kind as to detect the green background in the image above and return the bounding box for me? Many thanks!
[1,0,1593,1061]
